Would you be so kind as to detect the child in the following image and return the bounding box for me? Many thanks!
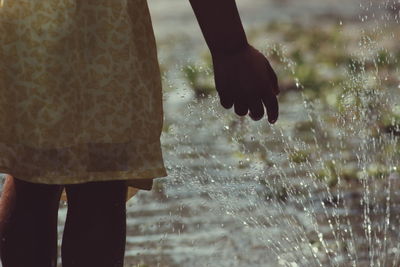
[0,0,279,266]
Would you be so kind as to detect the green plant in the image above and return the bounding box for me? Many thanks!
[182,64,215,99]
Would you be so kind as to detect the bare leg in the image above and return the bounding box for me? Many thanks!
[0,174,63,267]
[61,180,127,267]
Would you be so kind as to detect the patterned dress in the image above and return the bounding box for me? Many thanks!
[0,0,167,202]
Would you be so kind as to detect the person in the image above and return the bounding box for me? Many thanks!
[0,0,279,266]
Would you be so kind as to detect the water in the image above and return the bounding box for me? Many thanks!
[154,94,398,265]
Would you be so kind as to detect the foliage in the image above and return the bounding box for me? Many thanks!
[182,64,215,99]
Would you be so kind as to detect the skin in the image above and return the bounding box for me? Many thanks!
[189,0,280,123]
[0,175,127,267]
[0,0,279,266]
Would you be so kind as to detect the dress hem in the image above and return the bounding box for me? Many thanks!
[0,167,168,202]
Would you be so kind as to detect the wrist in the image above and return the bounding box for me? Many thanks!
[210,40,250,60]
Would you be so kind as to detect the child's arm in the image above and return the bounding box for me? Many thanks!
[189,0,279,123]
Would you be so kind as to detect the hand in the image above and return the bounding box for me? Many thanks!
[212,44,280,123]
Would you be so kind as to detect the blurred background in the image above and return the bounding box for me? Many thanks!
[7,0,397,266]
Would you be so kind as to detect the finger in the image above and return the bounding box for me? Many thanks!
[214,71,234,109]
[234,100,248,116]
[218,90,234,109]
[232,70,248,116]
[265,60,280,96]
[248,98,264,121]
[261,91,279,124]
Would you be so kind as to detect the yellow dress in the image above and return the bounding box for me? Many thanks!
[0,0,167,202]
